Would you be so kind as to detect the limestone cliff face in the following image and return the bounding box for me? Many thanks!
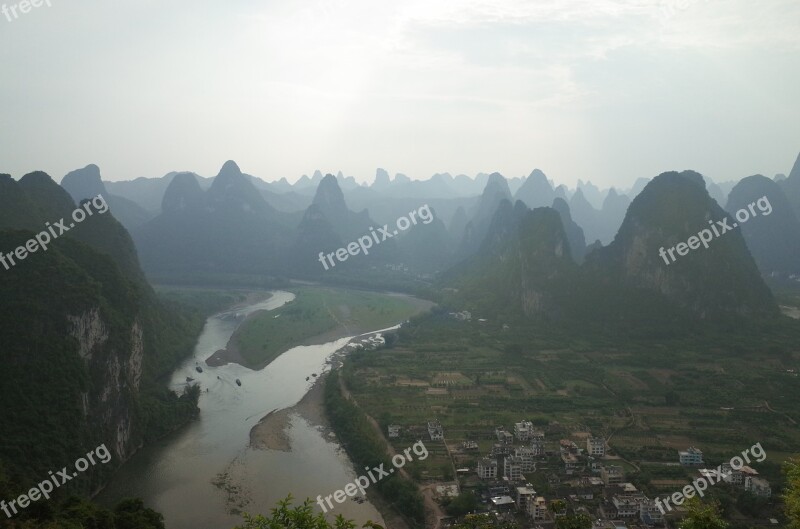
[0,170,201,497]
[68,309,144,462]
[587,171,776,319]
[68,309,108,361]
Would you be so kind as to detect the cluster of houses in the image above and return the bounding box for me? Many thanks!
[389,419,772,526]
[469,422,671,524]
[681,447,771,498]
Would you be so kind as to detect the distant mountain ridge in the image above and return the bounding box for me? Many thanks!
[134,161,291,277]
[443,170,779,328]
[61,164,154,231]
[727,175,800,276]
[52,150,800,289]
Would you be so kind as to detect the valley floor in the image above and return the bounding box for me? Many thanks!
[335,306,800,526]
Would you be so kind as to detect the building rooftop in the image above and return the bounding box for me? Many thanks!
[490,495,515,506]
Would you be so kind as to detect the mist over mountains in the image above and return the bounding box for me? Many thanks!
[34,151,799,327]
[50,154,800,280]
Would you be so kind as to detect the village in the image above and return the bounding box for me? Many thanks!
[387,419,774,528]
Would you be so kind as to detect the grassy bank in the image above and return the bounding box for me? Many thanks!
[232,286,429,367]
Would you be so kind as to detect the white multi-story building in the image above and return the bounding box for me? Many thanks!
[496,426,514,445]
[530,439,545,456]
[745,476,772,497]
[679,447,704,466]
[477,458,498,479]
[561,452,580,475]
[514,420,534,441]
[602,465,624,485]
[427,420,443,441]
[514,447,537,471]
[587,436,605,457]
[613,494,648,518]
[718,463,743,485]
[527,496,547,520]
[504,456,524,481]
[491,443,512,457]
[516,486,536,512]
[640,498,665,525]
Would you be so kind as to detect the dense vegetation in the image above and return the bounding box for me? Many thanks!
[0,173,216,527]
[324,371,425,527]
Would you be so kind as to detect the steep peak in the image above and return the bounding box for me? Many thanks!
[20,170,56,187]
[19,171,89,222]
[162,172,205,214]
[483,172,512,200]
[209,161,250,195]
[587,169,776,319]
[552,197,571,218]
[515,168,555,209]
[486,171,507,185]
[551,197,586,263]
[789,151,800,181]
[61,164,108,202]
[312,174,348,215]
[20,171,76,216]
[207,162,272,214]
[374,168,390,187]
[218,160,243,179]
[528,168,548,181]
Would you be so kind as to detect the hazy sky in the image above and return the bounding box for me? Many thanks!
[1,0,799,188]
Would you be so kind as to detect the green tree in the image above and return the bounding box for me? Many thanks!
[445,491,478,516]
[113,499,165,529]
[234,497,379,529]
[451,513,517,529]
[679,498,728,529]
[784,457,800,529]
[550,499,567,514]
[556,513,592,529]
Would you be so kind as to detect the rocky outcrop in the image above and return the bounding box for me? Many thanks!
[68,308,109,361]
[68,308,144,461]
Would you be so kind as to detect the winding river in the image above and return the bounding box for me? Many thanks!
[98,290,387,529]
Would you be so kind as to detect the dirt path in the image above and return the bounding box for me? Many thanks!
[764,400,798,425]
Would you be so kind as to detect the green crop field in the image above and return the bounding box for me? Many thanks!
[339,306,800,508]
